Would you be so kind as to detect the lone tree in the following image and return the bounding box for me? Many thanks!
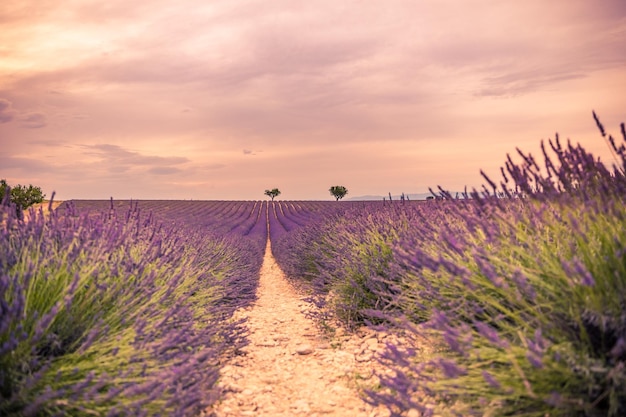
[264,188,281,201]
[1,179,46,217]
[329,185,348,201]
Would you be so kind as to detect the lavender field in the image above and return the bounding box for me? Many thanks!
[0,198,270,415]
[2,123,626,416]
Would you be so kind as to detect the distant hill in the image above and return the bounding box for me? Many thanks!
[347,191,467,201]
[347,192,435,201]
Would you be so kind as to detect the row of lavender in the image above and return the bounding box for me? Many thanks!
[270,120,626,416]
[1,199,267,415]
[268,199,402,282]
[269,200,344,282]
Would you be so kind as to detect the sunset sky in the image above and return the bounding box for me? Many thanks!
[1,1,625,201]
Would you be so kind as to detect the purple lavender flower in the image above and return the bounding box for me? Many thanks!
[438,358,467,378]
[482,370,501,389]
[526,351,544,369]
[474,321,509,349]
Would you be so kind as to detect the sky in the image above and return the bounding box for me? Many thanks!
[1,0,625,201]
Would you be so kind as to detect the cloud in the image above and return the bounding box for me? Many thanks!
[477,70,588,98]
[19,112,47,128]
[148,166,183,175]
[80,144,191,175]
[26,139,70,149]
[84,144,189,165]
[0,154,79,181]
[0,154,48,172]
[0,98,17,123]
[0,99,46,128]
[3,0,624,143]
[204,163,226,170]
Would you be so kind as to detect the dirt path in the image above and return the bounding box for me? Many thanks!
[206,239,392,417]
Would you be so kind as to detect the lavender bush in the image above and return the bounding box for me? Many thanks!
[366,117,626,416]
[303,205,409,327]
[1,199,263,416]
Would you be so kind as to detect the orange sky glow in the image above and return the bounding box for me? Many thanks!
[1,1,625,200]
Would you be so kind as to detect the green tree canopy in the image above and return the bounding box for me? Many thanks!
[1,179,46,216]
[329,185,348,201]
[264,188,281,201]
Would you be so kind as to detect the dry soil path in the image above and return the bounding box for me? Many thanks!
[206,239,394,417]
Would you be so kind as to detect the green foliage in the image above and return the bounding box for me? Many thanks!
[0,179,45,210]
[329,230,395,326]
[264,188,281,201]
[329,185,348,201]
[0,179,6,201]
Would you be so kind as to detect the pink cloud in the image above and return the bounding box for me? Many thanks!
[0,98,17,123]
[19,112,47,128]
